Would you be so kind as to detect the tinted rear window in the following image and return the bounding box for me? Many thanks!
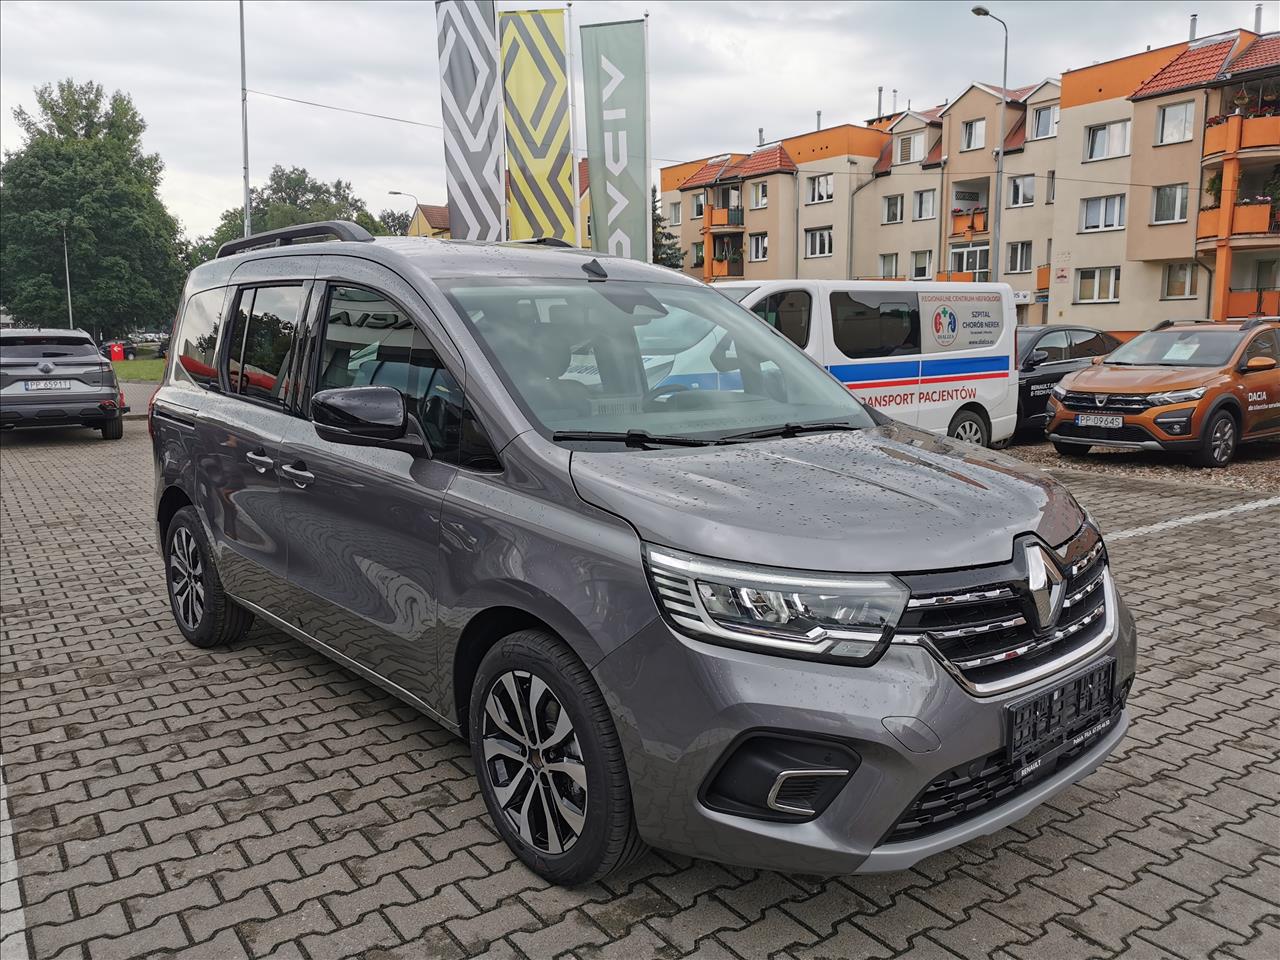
[0,336,98,359]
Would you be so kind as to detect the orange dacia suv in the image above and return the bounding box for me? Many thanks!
[1045,318,1280,467]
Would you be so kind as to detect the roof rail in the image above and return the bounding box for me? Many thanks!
[215,220,375,259]
[1240,315,1279,330]
[1149,318,1176,331]
[505,237,575,248]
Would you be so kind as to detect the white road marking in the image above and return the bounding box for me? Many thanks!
[0,757,30,960]
[1107,496,1280,541]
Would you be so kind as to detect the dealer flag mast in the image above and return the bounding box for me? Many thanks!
[567,2,582,247]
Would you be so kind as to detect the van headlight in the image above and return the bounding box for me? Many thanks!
[644,545,908,664]
[1146,386,1206,406]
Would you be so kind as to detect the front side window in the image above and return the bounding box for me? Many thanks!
[751,289,811,347]
[1032,104,1060,139]
[442,280,875,440]
[830,291,921,360]
[1161,262,1198,300]
[1075,267,1121,304]
[879,253,899,278]
[225,285,303,405]
[1153,184,1189,224]
[1007,241,1032,273]
[751,182,768,209]
[912,249,933,279]
[172,288,224,388]
[692,193,704,218]
[749,232,768,262]
[805,227,833,258]
[1245,330,1280,363]
[1070,329,1115,358]
[668,201,681,225]
[1035,330,1070,362]
[913,189,936,220]
[1157,101,1194,144]
[883,195,903,224]
[1081,194,1126,231]
[1085,119,1130,160]
[318,285,497,468]
[1106,328,1244,367]
[807,174,833,204]
[962,118,985,150]
[1009,175,1035,207]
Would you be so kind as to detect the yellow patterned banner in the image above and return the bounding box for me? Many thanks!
[500,9,574,243]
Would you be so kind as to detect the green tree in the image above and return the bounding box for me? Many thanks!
[377,208,413,236]
[651,186,682,269]
[0,79,186,337]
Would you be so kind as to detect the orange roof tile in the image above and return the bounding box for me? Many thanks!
[983,82,1039,103]
[1003,112,1027,152]
[922,138,943,168]
[679,154,746,190]
[1131,37,1235,99]
[577,157,589,197]
[416,204,451,231]
[734,143,798,178]
[872,140,893,175]
[1230,33,1280,74]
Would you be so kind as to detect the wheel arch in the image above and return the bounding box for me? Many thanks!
[156,484,194,547]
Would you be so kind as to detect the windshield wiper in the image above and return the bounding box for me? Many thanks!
[722,421,864,441]
[551,429,713,448]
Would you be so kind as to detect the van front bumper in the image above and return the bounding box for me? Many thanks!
[593,595,1136,876]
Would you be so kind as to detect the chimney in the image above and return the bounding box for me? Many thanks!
[1189,13,1197,40]
[877,86,884,116]
[1255,3,1263,32]
[892,88,898,112]
[816,110,822,131]
[758,126,764,145]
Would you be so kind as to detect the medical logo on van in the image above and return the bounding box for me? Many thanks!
[933,305,959,347]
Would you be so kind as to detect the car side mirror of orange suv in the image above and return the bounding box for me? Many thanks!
[1245,355,1278,372]
[1090,356,1105,365]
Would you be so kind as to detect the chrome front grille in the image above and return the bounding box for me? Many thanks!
[1062,391,1150,415]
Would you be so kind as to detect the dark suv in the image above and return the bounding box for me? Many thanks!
[153,222,1136,885]
[1,327,127,438]
[1015,325,1119,430]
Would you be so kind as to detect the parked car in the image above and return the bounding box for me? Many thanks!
[154,221,1136,885]
[720,280,1018,448]
[157,337,169,360]
[1015,325,1120,430]
[1045,318,1280,466]
[99,339,138,361]
[1,327,128,438]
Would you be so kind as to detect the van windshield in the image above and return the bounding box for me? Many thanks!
[441,279,874,442]
[1105,328,1244,367]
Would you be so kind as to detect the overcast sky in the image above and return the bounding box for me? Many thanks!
[2,0,1274,238]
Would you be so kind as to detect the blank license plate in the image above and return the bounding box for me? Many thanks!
[24,380,72,391]
[1075,414,1122,429]
[1007,657,1116,782]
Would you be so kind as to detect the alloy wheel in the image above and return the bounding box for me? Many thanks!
[169,527,206,631]
[1211,417,1235,464]
[481,670,587,854]
[953,420,984,444]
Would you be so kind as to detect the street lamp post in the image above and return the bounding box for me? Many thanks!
[388,190,420,236]
[61,221,74,329]
[972,5,1008,283]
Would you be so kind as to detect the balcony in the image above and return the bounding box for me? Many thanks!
[709,257,744,278]
[1035,264,1050,291]
[1203,114,1280,160]
[934,271,976,282]
[1226,288,1280,317]
[1242,115,1280,150]
[1197,203,1280,241]
[949,209,988,237]
[707,206,745,231]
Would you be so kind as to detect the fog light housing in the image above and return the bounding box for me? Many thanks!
[701,733,860,822]
[1153,409,1193,436]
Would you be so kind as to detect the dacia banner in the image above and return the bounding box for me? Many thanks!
[581,19,649,260]
[436,0,505,240]
[500,9,574,243]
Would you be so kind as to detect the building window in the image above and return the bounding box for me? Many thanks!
[1161,262,1198,300]
[1157,101,1194,145]
[1032,103,1060,139]
[691,241,704,267]
[1008,175,1035,207]
[950,242,990,281]
[692,193,704,218]
[807,174,833,204]
[1152,184,1189,224]
[879,253,899,278]
[749,232,768,262]
[896,132,922,163]
[1075,266,1121,303]
[668,201,681,226]
[883,194,904,224]
[751,182,768,209]
[913,189,936,220]
[1007,241,1032,273]
[962,118,985,151]
[911,249,933,279]
[1081,194,1126,231]
[1046,170,1056,204]
[805,227,833,258]
[1084,119,1130,160]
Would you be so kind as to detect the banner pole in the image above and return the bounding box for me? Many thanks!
[643,10,653,263]
[498,8,508,241]
[566,2,582,247]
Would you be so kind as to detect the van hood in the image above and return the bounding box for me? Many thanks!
[569,423,1084,573]
[1063,363,1219,393]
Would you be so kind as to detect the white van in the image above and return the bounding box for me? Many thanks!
[717,280,1018,447]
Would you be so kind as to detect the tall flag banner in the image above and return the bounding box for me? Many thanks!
[581,19,650,260]
[500,9,574,243]
[436,0,504,240]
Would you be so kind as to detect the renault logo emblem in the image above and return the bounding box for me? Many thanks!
[1094,394,1109,408]
[1023,542,1065,631]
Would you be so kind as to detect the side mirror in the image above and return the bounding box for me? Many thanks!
[1024,348,1049,370]
[310,386,429,456]
[1091,355,1105,365]
[1244,355,1277,372]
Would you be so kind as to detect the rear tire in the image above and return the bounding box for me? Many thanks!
[1193,409,1237,468]
[164,506,253,648]
[1052,441,1091,457]
[469,630,645,886]
[947,409,989,447]
[100,418,124,440]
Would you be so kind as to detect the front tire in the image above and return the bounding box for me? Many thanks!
[948,409,989,446]
[469,630,645,886]
[1194,409,1237,468]
[164,506,253,648]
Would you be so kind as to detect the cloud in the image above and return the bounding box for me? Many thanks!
[1,0,1271,237]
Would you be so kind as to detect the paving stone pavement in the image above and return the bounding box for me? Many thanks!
[1,427,1278,960]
